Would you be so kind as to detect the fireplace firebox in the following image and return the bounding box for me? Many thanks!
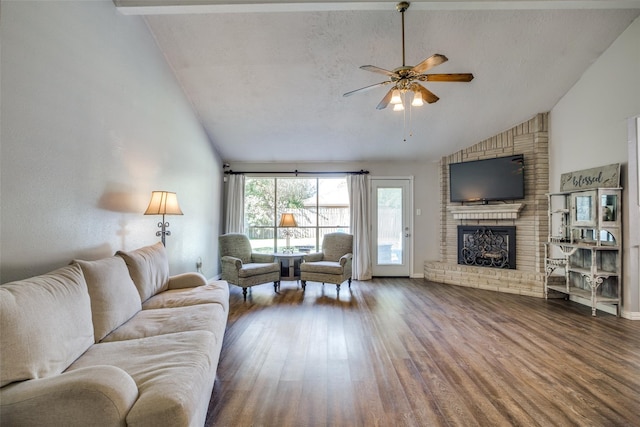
[457,226,516,269]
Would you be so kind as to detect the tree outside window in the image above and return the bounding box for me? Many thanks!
[244,177,350,253]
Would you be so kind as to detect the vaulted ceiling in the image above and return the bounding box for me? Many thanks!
[116,1,640,163]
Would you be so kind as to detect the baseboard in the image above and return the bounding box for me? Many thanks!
[410,273,424,279]
[622,310,640,320]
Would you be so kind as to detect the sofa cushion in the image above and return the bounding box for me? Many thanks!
[101,303,227,343]
[116,242,169,302]
[0,264,94,387]
[141,281,229,312]
[67,331,220,427]
[73,256,142,342]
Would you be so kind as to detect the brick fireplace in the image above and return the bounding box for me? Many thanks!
[424,113,549,297]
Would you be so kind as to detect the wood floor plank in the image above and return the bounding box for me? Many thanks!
[206,278,640,426]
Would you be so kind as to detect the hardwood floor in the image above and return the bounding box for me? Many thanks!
[205,278,640,427]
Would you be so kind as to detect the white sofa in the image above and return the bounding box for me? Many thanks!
[0,243,229,427]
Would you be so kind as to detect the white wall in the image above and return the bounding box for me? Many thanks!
[1,1,224,283]
[550,16,640,317]
[226,160,441,278]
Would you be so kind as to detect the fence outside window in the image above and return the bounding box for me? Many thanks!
[244,177,350,253]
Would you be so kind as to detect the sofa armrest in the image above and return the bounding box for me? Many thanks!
[0,365,138,427]
[339,253,353,267]
[168,272,208,290]
[303,252,324,263]
[251,253,275,263]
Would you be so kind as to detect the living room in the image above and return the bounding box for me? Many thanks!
[2,0,638,314]
[1,0,639,425]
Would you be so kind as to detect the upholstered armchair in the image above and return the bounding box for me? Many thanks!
[219,233,280,300]
[300,233,353,292]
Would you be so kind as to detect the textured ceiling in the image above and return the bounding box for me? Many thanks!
[122,1,640,163]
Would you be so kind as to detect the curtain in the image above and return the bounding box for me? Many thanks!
[224,174,245,234]
[348,174,372,280]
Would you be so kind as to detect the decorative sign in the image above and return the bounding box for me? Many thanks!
[560,163,620,192]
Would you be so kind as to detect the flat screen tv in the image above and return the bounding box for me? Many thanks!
[449,155,525,203]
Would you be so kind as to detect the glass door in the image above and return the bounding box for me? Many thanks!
[371,178,412,276]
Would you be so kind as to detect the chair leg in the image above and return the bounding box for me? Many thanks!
[301,280,306,290]
[348,278,352,288]
[273,281,280,293]
[242,287,248,301]
[336,283,341,293]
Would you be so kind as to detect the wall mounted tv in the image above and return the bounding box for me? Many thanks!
[449,155,525,203]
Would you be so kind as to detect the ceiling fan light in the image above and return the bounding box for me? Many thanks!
[393,103,405,112]
[411,91,424,107]
[390,89,402,104]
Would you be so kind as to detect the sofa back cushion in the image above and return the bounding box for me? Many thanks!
[0,264,94,387]
[73,256,142,342]
[116,242,169,302]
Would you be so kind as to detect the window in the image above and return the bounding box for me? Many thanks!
[244,177,350,253]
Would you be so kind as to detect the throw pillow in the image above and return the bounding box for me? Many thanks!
[116,242,170,302]
[73,256,142,342]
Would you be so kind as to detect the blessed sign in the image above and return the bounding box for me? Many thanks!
[560,163,620,192]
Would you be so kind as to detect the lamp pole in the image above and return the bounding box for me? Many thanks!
[156,213,171,246]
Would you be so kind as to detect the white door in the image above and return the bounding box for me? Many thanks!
[371,178,412,277]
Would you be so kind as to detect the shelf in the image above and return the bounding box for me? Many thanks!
[545,186,622,317]
[546,241,620,250]
[566,266,618,277]
[547,285,620,303]
[547,187,623,196]
[448,203,525,220]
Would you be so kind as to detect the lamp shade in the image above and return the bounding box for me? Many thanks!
[411,91,424,107]
[144,191,183,216]
[278,213,297,227]
[390,89,402,104]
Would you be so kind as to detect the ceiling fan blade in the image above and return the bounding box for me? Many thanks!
[418,73,474,82]
[413,83,439,104]
[343,81,391,97]
[360,65,397,77]
[376,88,395,110]
[411,54,448,74]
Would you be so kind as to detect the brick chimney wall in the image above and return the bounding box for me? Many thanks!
[424,112,550,297]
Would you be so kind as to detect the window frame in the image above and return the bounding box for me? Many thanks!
[244,176,350,253]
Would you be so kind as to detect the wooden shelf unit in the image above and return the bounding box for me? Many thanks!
[544,188,622,317]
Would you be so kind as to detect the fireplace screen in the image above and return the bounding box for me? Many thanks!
[457,226,516,269]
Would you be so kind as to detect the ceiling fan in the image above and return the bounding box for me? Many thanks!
[343,1,473,110]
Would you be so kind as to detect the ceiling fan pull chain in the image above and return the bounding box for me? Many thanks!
[408,95,415,140]
[403,92,408,142]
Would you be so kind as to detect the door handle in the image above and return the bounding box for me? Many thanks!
[405,233,411,237]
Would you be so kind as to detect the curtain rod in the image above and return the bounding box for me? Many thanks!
[224,169,369,176]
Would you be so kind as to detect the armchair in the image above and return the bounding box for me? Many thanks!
[219,233,280,300]
[300,233,353,293]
